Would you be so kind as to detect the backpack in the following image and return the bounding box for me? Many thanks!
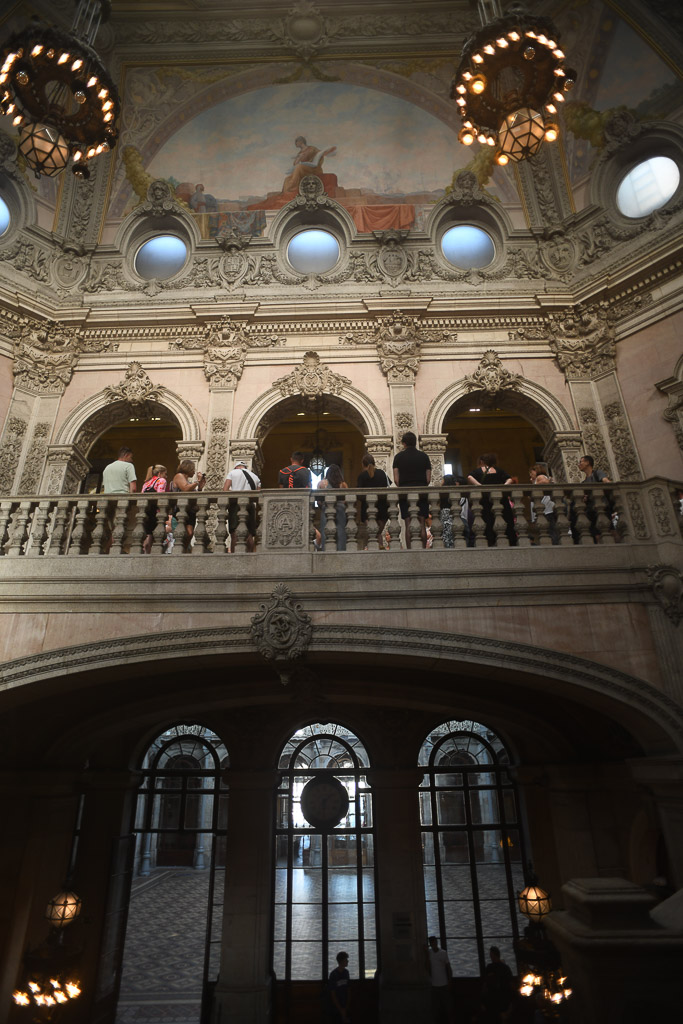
[281,464,300,488]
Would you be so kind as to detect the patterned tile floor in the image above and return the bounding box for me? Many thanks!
[115,861,521,1020]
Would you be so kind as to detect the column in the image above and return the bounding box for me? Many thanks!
[419,434,448,483]
[364,436,393,478]
[211,770,278,1024]
[368,768,431,1024]
[541,430,584,482]
[205,392,236,490]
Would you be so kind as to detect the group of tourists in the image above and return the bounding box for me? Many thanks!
[100,437,612,552]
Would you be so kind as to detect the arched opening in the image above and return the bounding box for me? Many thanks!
[443,398,547,482]
[115,723,229,1024]
[79,402,182,493]
[274,722,377,1021]
[257,395,368,488]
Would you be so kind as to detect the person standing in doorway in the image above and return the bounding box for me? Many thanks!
[428,935,453,1023]
[392,431,431,548]
[328,950,351,1023]
[102,446,137,493]
[278,451,312,488]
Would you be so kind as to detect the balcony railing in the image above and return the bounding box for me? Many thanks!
[0,480,680,557]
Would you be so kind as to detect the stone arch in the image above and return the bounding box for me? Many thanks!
[43,386,203,493]
[237,383,386,440]
[424,375,581,480]
[55,386,202,450]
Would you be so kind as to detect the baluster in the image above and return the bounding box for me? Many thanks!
[323,492,337,551]
[594,487,615,543]
[387,491,401,550]
[5,501,32,556]
[193,495,210,553]
[309,494,318,550]
[470,491,487,547]
[573,491,593,545]
[26,500,52,557]
[252,494,262,552]
[431,496,444,549]
[67,499,90,555]
[212,495,228,554]
[110,498,130,554]
[154,496,172,553]
[512,488,531,548]
[48,499,72,555]
[129,497,148,554]
[535,498,552,546]
[172,498,189,552]
[90,499,111,554]
[365,493,379,551]
[345,492,358,552]
[490,490,506,546]
[407,492,421,548]
[452,492,467,549]
[0,500,14,554]
[233,495,250,553]
[554,489,572,546]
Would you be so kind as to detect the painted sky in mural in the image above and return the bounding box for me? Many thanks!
[145,82,468,237]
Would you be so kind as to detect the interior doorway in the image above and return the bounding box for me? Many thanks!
[83,415,182,493]
[258,399,367,488]
[443,404,545,482]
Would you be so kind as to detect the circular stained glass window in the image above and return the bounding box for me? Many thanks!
[441,225,495,269]
[287,229,340,274]
[0,197,10,237]
[616,156,680,219]
[134,235,188,281]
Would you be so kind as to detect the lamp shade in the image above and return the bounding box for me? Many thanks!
[497,107,546,162]
[45,889,82,927]
[18,123,70,177]
[518,881,552,922]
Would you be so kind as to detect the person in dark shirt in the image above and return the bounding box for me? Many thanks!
[357,453,390,547]
[278,450,312,488]
[328,950,350,1023]
[467,453,515,546]
[480,946,514,1022]
[392,431,431,548]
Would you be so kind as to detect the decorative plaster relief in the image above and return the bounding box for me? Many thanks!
[548,304,616,379]
[104,362,164,409]
[206,418,230,490]
[274,351,351,403]
[463,350,521,397]
[647,564,683,626]
[375,313,423,382]
[18,422,50,495]
[578,407,610,475]
[250,583,313,682]
[0,417,27,495]
[604,401,641,481]
[134,179,185,218]
[14,320,79,395]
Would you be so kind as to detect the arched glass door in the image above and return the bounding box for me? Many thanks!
[274,722,377,983]
[419,720,527,975]
[115,723,228,1023]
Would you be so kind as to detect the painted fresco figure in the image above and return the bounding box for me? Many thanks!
[281,135,337,193]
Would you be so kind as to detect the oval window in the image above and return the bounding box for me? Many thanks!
[441,225,495,269]
[134,235,188,281]
[616,156,680,219]
[0,196,10,237]
[287,229,340,274]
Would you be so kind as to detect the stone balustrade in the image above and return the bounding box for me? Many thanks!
[0,478,679,557]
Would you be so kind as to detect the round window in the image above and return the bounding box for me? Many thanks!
[616,156,680,219]
[441,225,495,269]
[134,235,188,281]
[0,196,10,237]
[287,229,340,274]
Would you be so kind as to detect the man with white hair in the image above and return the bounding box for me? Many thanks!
[223,460,261,552]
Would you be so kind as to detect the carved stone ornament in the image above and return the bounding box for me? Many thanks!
[215,227,252,252]
[0,417,27,495]
[135,179,184,217]
[600,109,644,160]
[204,344,246,389]
[463,350,521,397]
[250,583,313,683]
[274,351,351,403]
[547,303,617,379]
[604,401,641,480]
[103,362,164,409]
[444,170,490,205]
[373,229,409,282]
[205,418,230,490]
[269,0,339,58]
[540,228,577,277]
[290,174,335,212]
[19,422,50,495]
[646,564,683,626]
[13,320,79,395]
[176,441,205,465]
[656,371,683,454]
[375,313,423,382]
[578,407,610,475]
[266,499,306,548]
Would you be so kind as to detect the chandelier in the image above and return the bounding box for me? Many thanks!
[515,867,573,1020]
[452,1,576,165]
[0,0,119,180]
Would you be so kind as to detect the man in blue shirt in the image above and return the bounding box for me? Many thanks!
[328,950,350,1023]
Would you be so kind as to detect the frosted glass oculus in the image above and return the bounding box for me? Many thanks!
[134,235,188,281]
[287,229,340,274]
[0,197,10,237]
[441,225,495,269]
[616,157,680,219]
